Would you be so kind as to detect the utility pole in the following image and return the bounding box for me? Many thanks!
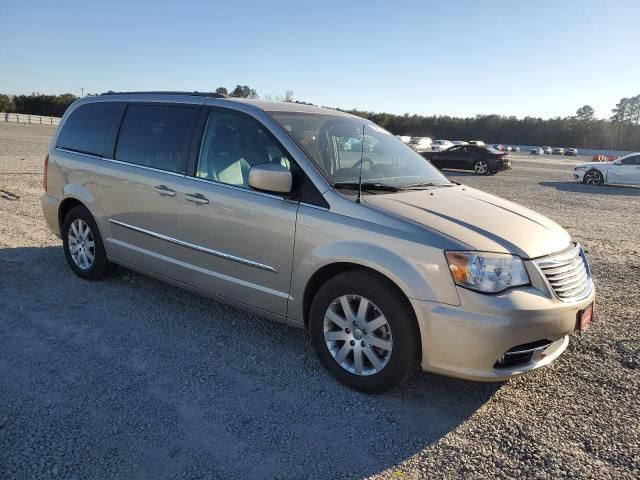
[81,87,84,98]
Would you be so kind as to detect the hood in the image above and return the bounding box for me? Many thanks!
[576,161,614,168]
[364,185,570,259]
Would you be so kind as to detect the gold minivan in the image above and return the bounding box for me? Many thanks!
[42,92,595,392]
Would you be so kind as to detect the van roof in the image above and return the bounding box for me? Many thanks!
[98,91,351,116]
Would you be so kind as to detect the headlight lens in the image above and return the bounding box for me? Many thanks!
[445,251,530,293]
[574,166,586,171]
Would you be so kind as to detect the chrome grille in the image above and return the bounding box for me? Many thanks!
[535,243,592,302]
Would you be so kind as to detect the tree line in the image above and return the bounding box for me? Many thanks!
[2,89,639,151]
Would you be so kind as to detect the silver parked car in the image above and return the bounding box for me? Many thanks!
[42,92,596,392]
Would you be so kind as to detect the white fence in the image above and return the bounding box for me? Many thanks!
[1,112,61,126]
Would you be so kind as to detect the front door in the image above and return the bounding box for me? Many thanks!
[607,155,640,185]
[439,146,467,169]
[97,103,199,278]
[177,108,299,316]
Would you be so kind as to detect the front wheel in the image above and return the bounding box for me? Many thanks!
[474,160,489,175]
[583,169,604,185]
[309,271,419,393]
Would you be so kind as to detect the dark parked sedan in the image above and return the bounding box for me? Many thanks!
[421,145,512,175]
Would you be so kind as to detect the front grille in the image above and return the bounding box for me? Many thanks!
[535,243,592,302]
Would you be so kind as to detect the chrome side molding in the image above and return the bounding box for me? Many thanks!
[107,219,277,273]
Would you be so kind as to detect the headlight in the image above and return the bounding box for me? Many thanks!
[574,167,586,171]
[445,251,530,293]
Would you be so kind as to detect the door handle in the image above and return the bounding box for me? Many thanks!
[185,192,209,205]
[153,184,176,196]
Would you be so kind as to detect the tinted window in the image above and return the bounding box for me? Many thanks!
[621,155,640,165]
[115,105,198,173]
[196,110,291,188]
[57,102,118,156]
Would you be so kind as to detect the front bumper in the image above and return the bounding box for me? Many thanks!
[573,169,586,182]
[411,283,595,381]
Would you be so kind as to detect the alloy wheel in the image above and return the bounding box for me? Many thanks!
[68,219,95,270]
[323,295,393,376]
[474,161,488,175]
[584,170,603,185]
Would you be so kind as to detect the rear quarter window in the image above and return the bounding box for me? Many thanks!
[56,102,119,156]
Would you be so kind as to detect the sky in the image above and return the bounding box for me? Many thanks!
[2,0,639,119]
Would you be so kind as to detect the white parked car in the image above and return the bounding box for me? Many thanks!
[396,135,412,144]
[530,147,544,155]
[542,146,552,154]
[431,139,453,152]
[451,140,469,146]
[574,153,640,185]
[408,136,433,152]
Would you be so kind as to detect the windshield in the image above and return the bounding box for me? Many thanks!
[268,112,451,190]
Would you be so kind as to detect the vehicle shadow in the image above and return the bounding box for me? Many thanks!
[539,181,640,196]
[0,245,501,479]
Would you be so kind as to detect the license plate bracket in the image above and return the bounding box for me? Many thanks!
[576,302,594,332]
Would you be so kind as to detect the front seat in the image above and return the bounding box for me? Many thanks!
[206,125,250,187]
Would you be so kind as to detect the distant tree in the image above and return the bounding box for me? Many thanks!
[574,105,595,145]
[0,94,12,112]
[230,85,258,99]
[575,105,595,122]
[215,87,228,95]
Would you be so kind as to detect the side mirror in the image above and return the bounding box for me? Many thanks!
[248,163,292,194]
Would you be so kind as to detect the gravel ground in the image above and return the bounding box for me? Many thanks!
[0,123,638,479]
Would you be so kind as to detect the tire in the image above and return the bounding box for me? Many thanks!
[309,270,419,393]
[61,206,116,280]
[583,169,604,186]
[473,160,489,175]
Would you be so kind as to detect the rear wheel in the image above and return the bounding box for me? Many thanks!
[474,160,489,175]
[309,270,419,393]
[583,169,604,185]
[62,206,116,280]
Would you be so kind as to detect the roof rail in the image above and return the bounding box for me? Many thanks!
[100,91,228,98]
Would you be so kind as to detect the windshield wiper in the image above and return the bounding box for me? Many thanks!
[333,181,400,192]
[399,182,455,190]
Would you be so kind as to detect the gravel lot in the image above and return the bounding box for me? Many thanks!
[0,123,638,479]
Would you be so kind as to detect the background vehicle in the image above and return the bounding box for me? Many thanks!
[530,147,544,155]
[395,135,411,143]
[552,147,565,155]
[408,136,432,152]
[574,153,640,185]
[468,140,485,146]
[565,148,578,156]
[451,140,469,146]
[543,146,552,154]
[431,139,453,151]
[422,144,512,174]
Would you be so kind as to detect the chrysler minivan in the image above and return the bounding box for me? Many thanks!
[42,92,595,392]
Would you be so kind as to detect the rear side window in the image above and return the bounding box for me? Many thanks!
[56,102,118,156]
[115,105,198,174]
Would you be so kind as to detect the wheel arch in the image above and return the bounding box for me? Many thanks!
[58,197,86,230]
[301,261,417,331]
